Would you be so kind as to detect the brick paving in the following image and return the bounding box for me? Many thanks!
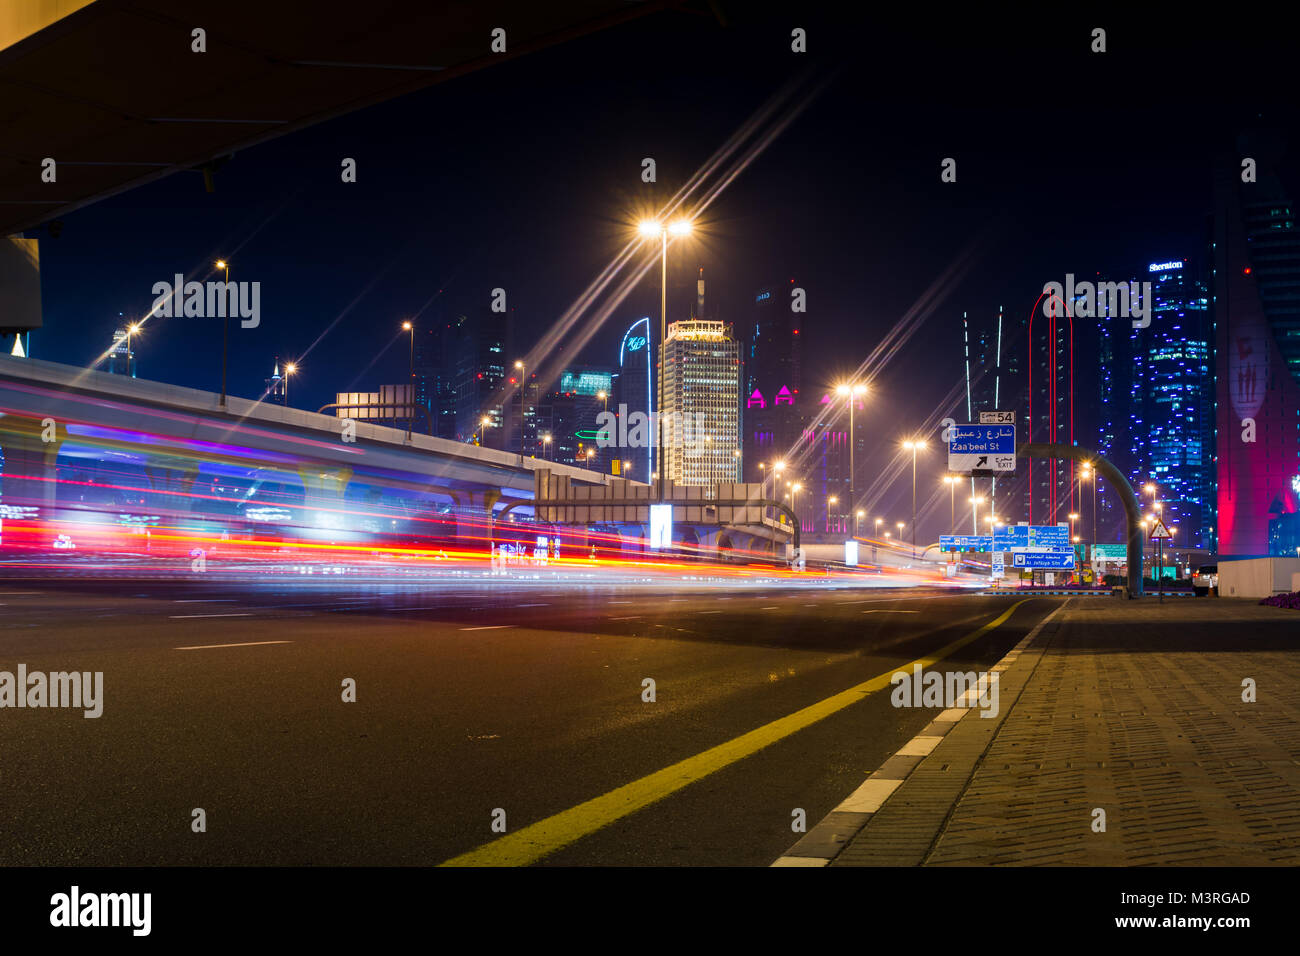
[833,598,1300,866]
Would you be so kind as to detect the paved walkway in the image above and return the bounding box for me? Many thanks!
[830,598,1300,866]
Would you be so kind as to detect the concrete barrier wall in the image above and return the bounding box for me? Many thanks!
[1219,557,1300,597]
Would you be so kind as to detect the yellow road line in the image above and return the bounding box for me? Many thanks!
[440,598,1033,867]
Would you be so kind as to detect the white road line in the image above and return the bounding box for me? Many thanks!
[835,778,903,813]
[608,616,641,620]
[168,612,254,619]
[861,609,918,614]
[173,599,239,603]
[761,606,779,610]
[697,610,721,614]
[895,735,944,757]
[461,625,514,631]
[515,603,550,608]
[607,601,633,604]
[0,591,41,595]
[175,640,291,650]
[771,856,828,868]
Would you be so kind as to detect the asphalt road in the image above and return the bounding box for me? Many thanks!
[0,576,1061,866]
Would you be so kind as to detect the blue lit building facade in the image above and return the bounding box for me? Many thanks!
[1096,259,1214,549]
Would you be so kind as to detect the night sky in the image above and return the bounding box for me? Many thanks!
[27,6,1299,486]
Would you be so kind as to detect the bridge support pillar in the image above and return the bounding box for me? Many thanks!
[144,459,199,513]
[297,466,353,527]
[0,415,64,512]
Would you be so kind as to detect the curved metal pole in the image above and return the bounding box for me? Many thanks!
[1020,442,1143,597]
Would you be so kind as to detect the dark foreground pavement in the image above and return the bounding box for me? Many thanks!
[776,598,1300,866]
[0,577,1057,866]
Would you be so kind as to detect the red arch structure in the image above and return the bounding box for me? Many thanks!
[1026,291,1075,526]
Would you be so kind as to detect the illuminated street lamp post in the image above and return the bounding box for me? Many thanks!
[902,439,927,556]
[836,382,867,519]
[126,322,141,378]
[284,362,297,408]
[856,508,865,537]
[514,359,527,454]
[970,495,985,534]
[1081,462,1097,545]
[542,433,552,461]
[942,475,957,535]
[403,321,415,440]
[638,216,693,501]
[216,259,230,407]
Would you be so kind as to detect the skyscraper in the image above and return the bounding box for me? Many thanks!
[661,318,741,488]
[615,317,652,477]
[1212,137,1300,556]
[453,310,508,448]
[743,280,802,483]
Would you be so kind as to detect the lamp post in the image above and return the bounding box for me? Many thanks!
[477,415,491,446]
[514,359,527,454]
[1081,462,1096,544]
[638,216,693,502]
[856,509,865,537]
[791,482,802,532]
[902,439,927,557]
[284,362,297,408]
[216,259,230,407]
[836,382,867,518]
[585,447,595,470]
[402,322,415,440]
[542,434,552,461]
[970,495,984,534]
[942,475,956,535]
[126,322,140,378]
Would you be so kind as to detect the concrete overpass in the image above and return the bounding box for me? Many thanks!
[0,352,606,532]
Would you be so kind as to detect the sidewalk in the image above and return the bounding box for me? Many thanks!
[830,598,1300,866]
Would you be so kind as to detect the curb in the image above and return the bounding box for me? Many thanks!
[770,600,1069,867]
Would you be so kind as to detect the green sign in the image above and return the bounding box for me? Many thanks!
[1090,544,1127,561]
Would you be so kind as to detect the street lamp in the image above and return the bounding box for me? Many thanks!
[902,439,927,556]
[970,495,985,533]
[1081,462,1097,545]
[585,447,595,469]
[216,259,230,407]
[874,517,883,536]
[283,362,297,407]
[836,382,867,518]
[477,415,492,446]
[542,433,552,460]
[126,322,141,378]
[597,390,608,414]
[856,509,865,536]
[637,215,694,502]
[942,475,957,535]
[403,321,415,440]
[791,482,802,531]
[514,359,527,453]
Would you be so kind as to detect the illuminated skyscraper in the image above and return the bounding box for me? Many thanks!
[615,317,652,477]
[1212,136,1300,556]
[661,318,741,488]
[743,280,802,482]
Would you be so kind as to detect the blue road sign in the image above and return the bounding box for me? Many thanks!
[993,524,1071,550]
[939,534,993,552]
[948,423,1017,473]
[1012,550,1076,569]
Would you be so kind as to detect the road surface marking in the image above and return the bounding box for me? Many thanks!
[607,601,633,604]
[461,625,514,631]
[168,613,253,619]
[175,640,291,650]
[608,616,641,620]
[835,778,902,813]
[895,735,943,757]
[173,599,239,603]
[697,610,721,614]
[861,609,919,614]
[773,599,1066,866]
[515,603,550,608]
[440,599,1033,867]
[761,606,780,610]
[771,856,828,867]
[0,591,40,595]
